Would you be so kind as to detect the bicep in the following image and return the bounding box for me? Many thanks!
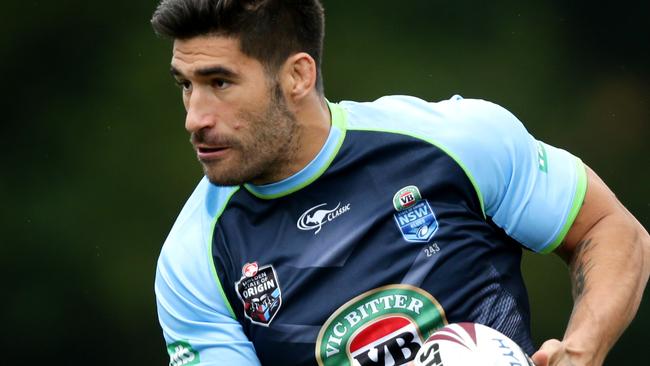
[556,165,639,261]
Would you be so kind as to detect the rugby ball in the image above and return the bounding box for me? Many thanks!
[414,323,535,366]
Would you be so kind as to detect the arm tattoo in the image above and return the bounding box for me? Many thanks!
[573,263,588,300]
[570,238,596,301]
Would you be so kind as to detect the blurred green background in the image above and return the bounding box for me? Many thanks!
[2,0,648,364]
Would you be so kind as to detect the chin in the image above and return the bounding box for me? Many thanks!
[202,159,269,186]
[206,173,241,187]
[204,167,250,187]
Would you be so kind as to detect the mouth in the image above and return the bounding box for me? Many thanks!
[196,146,231,161]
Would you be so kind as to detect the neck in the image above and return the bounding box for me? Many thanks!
[292,93,332,171]
[250,93,331,186]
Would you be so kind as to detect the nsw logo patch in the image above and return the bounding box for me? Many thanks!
[392,186,439,243]
[235,263,282,326]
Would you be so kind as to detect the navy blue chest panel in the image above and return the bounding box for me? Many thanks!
[212,131,533,365]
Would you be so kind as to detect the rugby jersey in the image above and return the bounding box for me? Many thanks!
[155,95,586,366]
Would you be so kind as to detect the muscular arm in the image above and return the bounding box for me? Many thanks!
[533,166,650,365]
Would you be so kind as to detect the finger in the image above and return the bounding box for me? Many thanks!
[531,350,548,366]
[532,339,563,366]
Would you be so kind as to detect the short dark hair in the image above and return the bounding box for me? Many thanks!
[151,0,325,93]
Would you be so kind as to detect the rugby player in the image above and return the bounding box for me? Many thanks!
[150,1,650,365]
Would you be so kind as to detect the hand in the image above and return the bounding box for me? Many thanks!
[532,339,595,366]
[531,339,568,366]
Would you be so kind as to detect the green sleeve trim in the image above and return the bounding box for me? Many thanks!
[540,158,588,254]
[207,187,240,319]
[346,126,486,217]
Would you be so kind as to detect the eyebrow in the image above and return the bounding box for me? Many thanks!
[170,65,237,79]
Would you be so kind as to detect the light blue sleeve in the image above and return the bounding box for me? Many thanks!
[342,95,587,253]
[432,97,588,253]
[155,178,261,365]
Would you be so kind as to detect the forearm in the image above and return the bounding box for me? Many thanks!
[561,213,650,365]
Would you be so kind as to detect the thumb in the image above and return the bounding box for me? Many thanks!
[531,339,562,366]
[531,351,548,366]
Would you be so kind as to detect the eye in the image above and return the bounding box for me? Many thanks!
[175,80,192,93]
[212,79,231,89]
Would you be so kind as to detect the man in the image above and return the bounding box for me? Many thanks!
[151,1,650,365]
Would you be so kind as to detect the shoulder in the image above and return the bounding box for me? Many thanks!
[161,178,237,259]
[157,178,239,309]
[338,94,531,194]
[339,95,527,147]
[155,179,260,363]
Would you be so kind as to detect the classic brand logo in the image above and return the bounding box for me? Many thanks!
[167,341,200,366]
[393,186,439,243]
[315,285,447,366]
[297,202,351,234]
[235,264,282,326]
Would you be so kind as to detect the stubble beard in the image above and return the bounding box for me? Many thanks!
[201,84,300,186]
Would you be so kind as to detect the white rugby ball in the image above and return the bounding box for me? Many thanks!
[414,323,535,366]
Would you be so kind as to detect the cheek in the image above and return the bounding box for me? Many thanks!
[182,95,190,111]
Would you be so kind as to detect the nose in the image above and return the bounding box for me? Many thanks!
[185,87,218,133]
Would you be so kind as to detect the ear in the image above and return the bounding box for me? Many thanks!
[281,52,317,102]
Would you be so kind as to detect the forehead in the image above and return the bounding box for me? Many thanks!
[171,35,261,75]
